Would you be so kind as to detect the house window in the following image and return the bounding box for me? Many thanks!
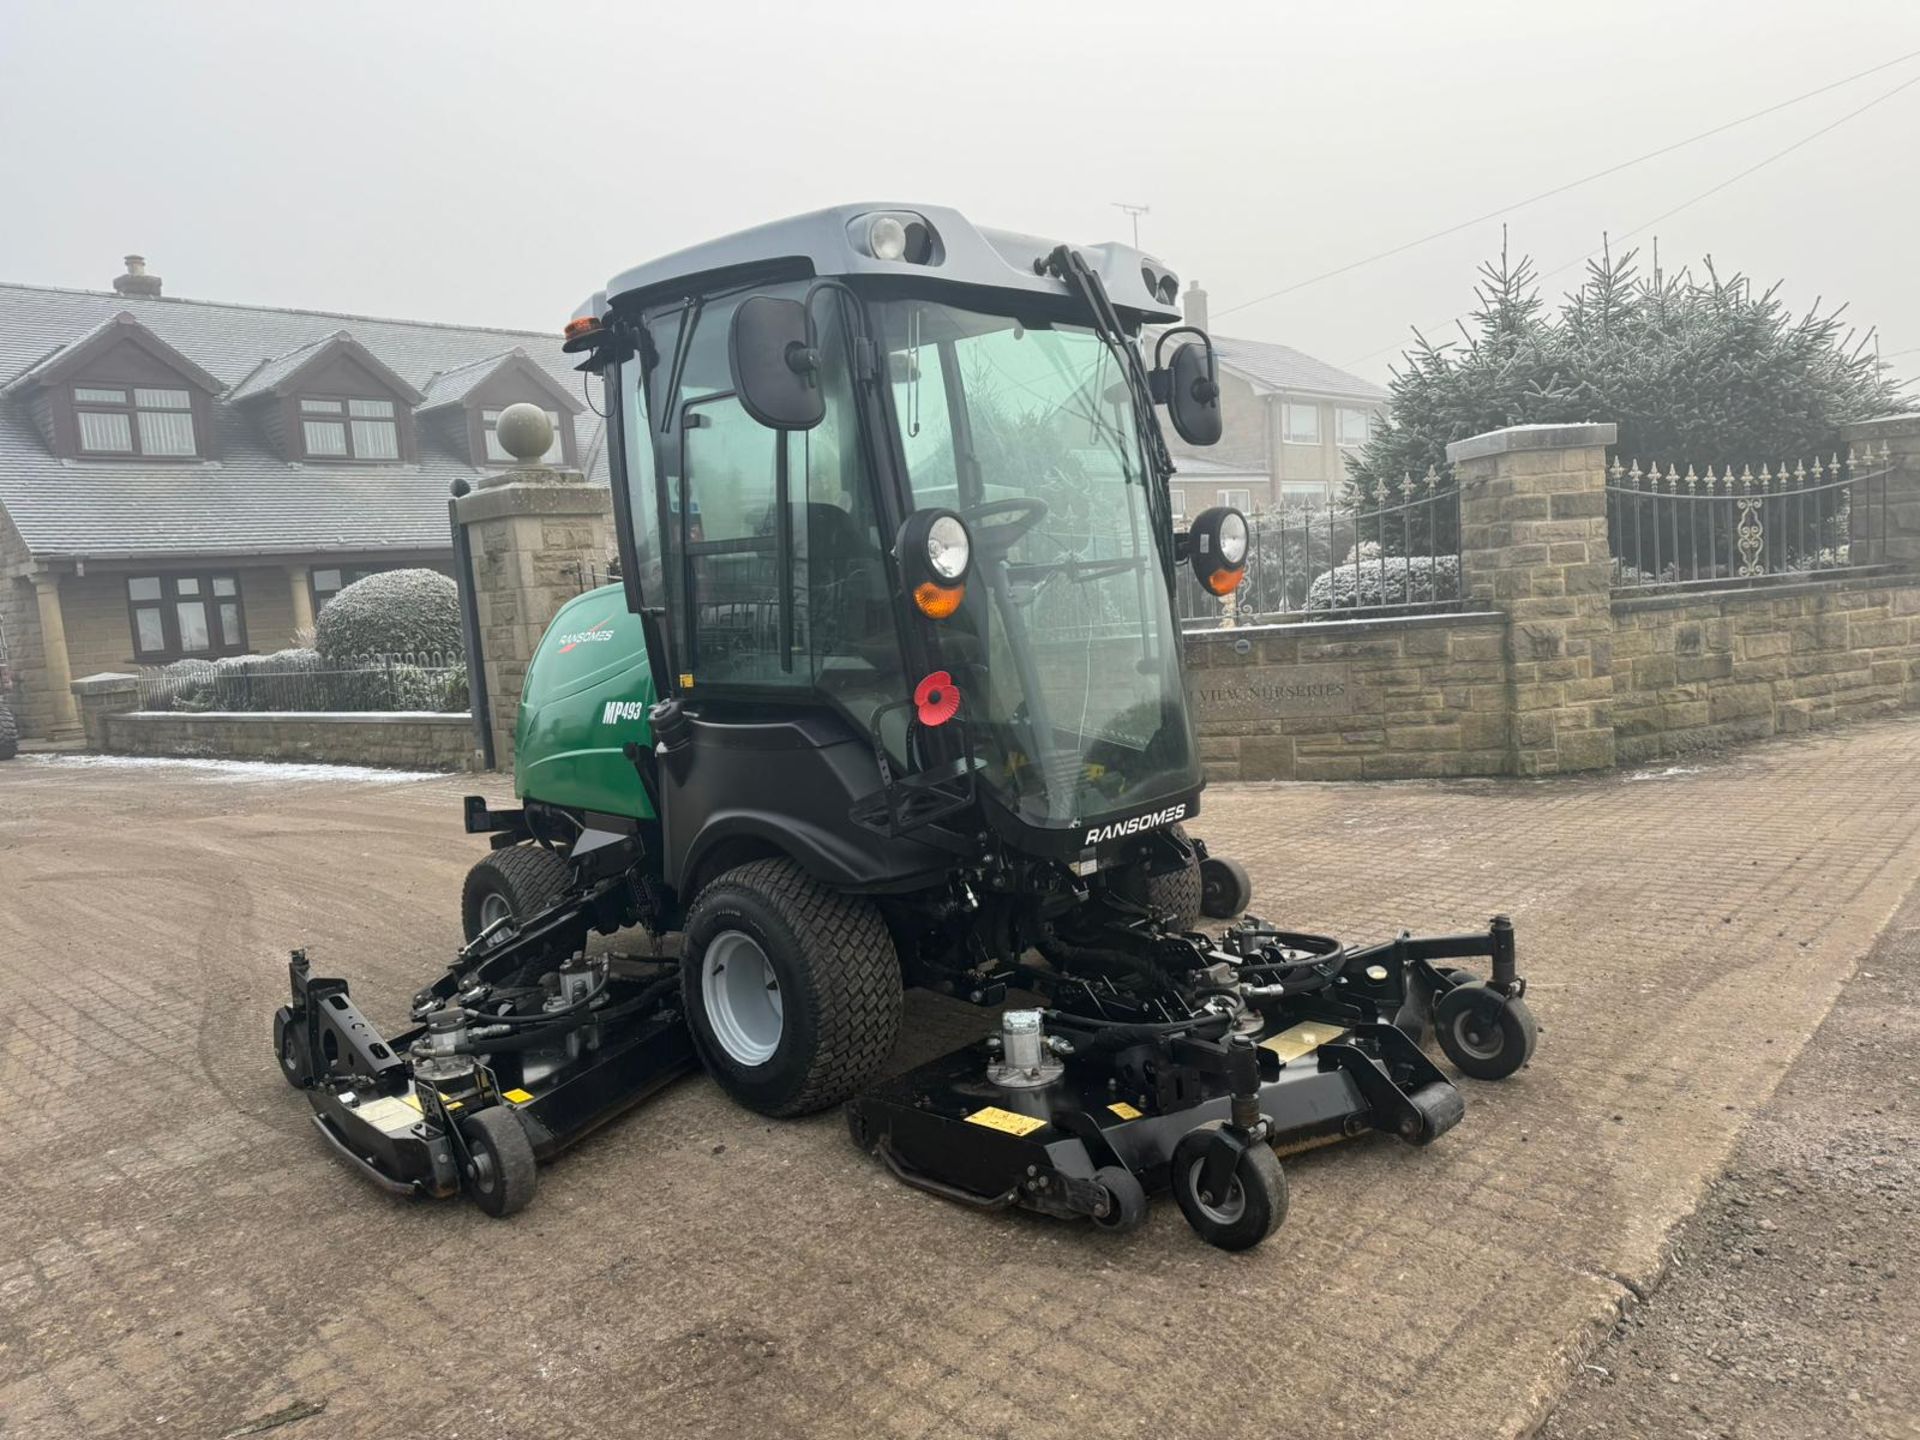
[127,573,245,659]
[1281,403,1320,445]
[1338,407,1375,447]
[482,407,566,464]
[74,385,197,457]
[310,565,381,612]
[301,397,400,460]
[1218,488,1253,512]
[1170,489,1187,522]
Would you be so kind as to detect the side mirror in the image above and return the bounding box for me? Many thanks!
[728,295,825,430]
[1151,329,1223,447]
[1186,505,1248,597]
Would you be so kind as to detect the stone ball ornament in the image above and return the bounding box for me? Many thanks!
[495,402,555,464]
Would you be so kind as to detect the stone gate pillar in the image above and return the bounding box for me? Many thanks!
[1841,415,1920,566]
[1448,423,1619,775]
[451,407,613,771]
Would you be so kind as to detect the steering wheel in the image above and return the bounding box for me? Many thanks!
[964,497,1050,554]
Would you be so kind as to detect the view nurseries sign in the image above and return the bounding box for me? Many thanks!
[1187,662,1355,721]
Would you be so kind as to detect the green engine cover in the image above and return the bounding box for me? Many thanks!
[513,584,657,819]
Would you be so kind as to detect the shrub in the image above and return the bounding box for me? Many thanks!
[150,657,216,711]
[1306,554,1460,610]
[314,569,461,667]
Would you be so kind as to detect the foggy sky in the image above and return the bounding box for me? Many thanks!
[2,0,1916,389]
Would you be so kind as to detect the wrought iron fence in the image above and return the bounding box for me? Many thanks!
[1605,444,1894,591]
[134,651,467,714]
[1177,466,1462,628]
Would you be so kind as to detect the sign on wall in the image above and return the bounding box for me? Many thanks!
[1187,662,1356,721]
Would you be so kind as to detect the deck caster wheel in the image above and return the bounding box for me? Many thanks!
[1090,1166,1148,1234]
[1198,855,1253,920]
[463,1105,538,1218]
[1434,981,1538,1080]
[273,1006,313,1089]
[1170,1128,1288,1251]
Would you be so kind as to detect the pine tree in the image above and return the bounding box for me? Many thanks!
[1348,244,1909,497]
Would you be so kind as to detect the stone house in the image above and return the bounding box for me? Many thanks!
[0,256,605,740]
[1164,283,1387,516]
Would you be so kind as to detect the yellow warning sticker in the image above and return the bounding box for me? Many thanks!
[400,1091,423,1111]
[678,673,695,689]
[1107,1101,1144,1120]
[964,1105,1047,1137]
[502,1088,535,1104]
[1261,1022,1349,1063]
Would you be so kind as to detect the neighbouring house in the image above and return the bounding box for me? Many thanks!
[1163,282,1387,515]
[0,256,605,740]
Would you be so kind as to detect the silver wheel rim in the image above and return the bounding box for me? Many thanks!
[701,930,784,1066]
[1186,1158,1247,1225]
[479,891,514,937]
[1451,1007,1504,1061]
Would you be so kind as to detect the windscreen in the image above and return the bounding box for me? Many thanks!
[877,297,1199,829]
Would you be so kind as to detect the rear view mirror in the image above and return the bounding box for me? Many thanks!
[728,296,825,431]
[1164,340,1222,447]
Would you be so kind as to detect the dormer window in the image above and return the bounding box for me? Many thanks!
[482,407,564,463]
[74,385,198,456]
[300,397,400,460]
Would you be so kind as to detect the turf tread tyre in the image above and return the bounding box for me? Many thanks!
[461,844,571,945]
[0,697,16,761]
[683,859,901,1118]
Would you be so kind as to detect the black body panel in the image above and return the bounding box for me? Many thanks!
[663,708,956,896]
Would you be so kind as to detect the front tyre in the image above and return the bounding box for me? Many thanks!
[1433,981,1538,1080]
[1169,1127,1288,1251]
[1198,855,1253,920]
[682,859,902,1117]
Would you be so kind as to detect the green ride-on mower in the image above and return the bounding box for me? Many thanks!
[274,204,1537,1250]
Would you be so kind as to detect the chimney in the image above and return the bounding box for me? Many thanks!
[112,254,162,298]
[1183,279,1209,333]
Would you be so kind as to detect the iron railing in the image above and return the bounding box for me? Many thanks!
[1605,445,1894,591]
[135,651,467,714]
[1177,467,1462,628]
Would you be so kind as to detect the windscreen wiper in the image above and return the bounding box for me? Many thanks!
[1038,246,1176,577]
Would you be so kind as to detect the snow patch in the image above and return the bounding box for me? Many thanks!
[20,753,442,785]
[1623,765,1706,783]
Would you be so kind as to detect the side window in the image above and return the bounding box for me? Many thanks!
[674,293,792,687]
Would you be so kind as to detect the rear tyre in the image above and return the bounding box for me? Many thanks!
[683,859,902,1117]
[1170,1127,1288,1251]
[463,1105,538,1218]
[461,844,571,949]
[1091,1165,1148,1234]
[1434,982,1538,1081]
[0,698,16,761]
[1198,855,1253,919]
[273,1006,313,1089]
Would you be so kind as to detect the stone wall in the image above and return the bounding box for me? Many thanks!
[99,710,474,769]
[1187,611,1510,781]
[1612,576,1920,763]
[1187,415,1920,781]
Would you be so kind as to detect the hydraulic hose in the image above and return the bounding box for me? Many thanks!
[444,976,679,1055]
[1044,1007,1234,1053]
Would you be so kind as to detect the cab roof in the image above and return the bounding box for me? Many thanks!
[579,203,1185,327]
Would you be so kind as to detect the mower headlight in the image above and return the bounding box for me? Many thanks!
[1217,509,1249,566]
[926,513,970,582]
[896,507,973,619]
[1185,504,1250,601]
[868,215,909,262]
